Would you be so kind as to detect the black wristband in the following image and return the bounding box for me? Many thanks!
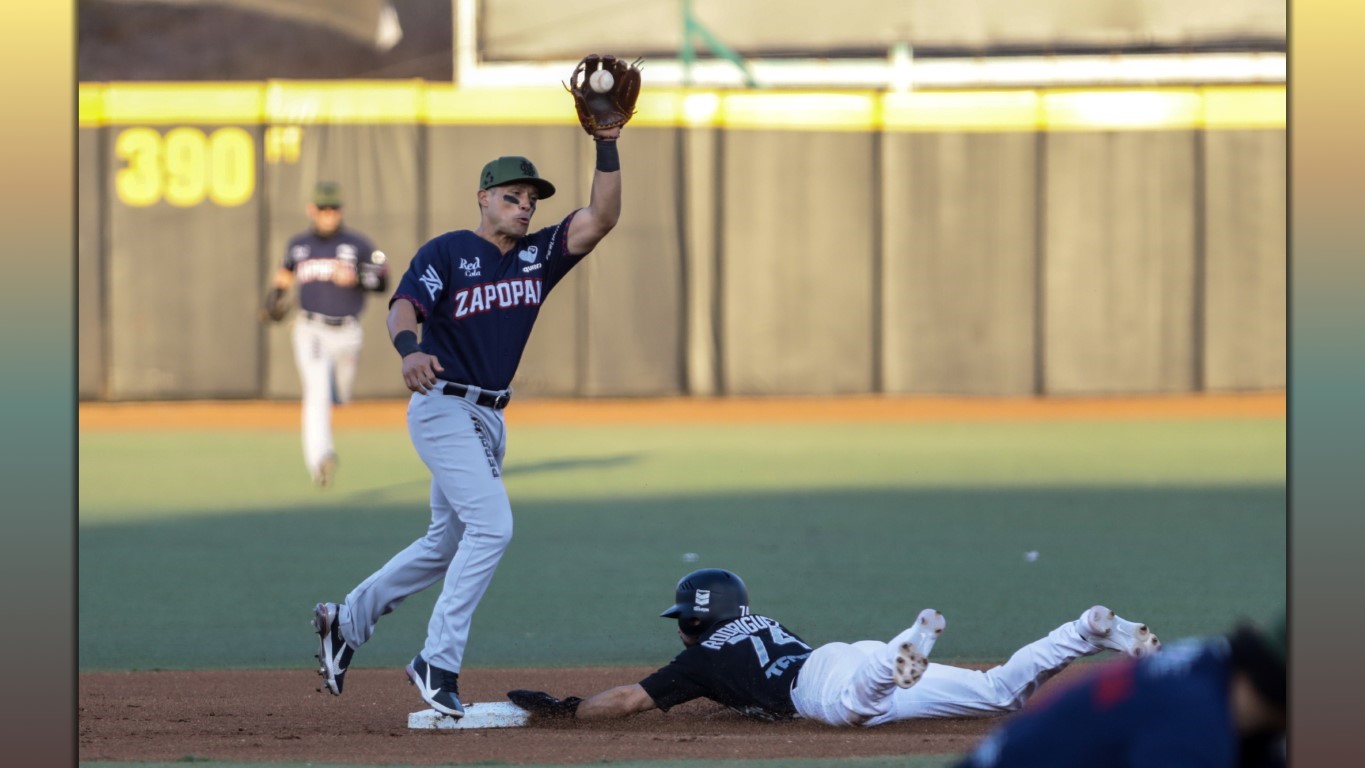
[392,330,421,357]
[595,139,620,172]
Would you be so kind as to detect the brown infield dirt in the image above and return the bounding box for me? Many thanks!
[79,664,1104,764]
[80,395,1279,763]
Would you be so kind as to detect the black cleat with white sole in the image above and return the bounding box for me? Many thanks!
[407,654,465,718]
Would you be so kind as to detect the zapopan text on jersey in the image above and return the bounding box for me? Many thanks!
[451,277,544,319]
[296,258,357,283]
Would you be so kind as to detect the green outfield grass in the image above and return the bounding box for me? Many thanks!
[79,418,1285,673]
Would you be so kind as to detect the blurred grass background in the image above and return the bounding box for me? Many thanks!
[79,416,1285,673]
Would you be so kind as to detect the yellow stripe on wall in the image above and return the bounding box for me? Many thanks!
[424,86,577,125]
[101,82,264,125]
[1202,86,1286,130]
[883,91,1041,132]
[77,81,1285,132]
[78,83,105,127]
[266,81,423,124]
[1043,89,1203,131]
[722,92,880,132]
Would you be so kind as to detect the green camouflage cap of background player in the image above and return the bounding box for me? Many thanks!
[312,181,344,207]
[479,156,556,199]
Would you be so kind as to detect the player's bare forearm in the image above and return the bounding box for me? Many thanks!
[566,148,622,254]
[574,684,656,721]
[388,299,443,393]
[270,267,294,291]
[587,166,622,228]
[387,299,420,340]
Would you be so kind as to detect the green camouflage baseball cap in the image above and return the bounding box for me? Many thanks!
[479,156,556,199]
[312,181,344,207]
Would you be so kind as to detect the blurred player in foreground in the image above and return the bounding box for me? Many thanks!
[262,181,388,487]
[505,568,1161,727]
[956,609,1286,768]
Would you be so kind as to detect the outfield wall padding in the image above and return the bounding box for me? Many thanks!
[576,129,686,397]
[719,130,877,395]
[77,83,1286,400]
[103,123,266,399]
[1042,131,1199,395]
[881,131,1039,395]
[78,128,105,400]
[1202,130,1286,391]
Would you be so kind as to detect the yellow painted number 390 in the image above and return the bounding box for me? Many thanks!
[115,127,255,208]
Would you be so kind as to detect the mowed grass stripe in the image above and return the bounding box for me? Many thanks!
[78,420,1285,523]
[79,419,1284,672]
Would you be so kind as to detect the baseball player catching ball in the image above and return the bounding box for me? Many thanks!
[505,568,1162,727]
[310,54,642,718]
[262,181,388,487]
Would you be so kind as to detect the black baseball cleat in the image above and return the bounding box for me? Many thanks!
[406,654,465,718]
[312,602,355,695]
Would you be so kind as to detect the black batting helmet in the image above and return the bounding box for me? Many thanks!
[660,568,750,637]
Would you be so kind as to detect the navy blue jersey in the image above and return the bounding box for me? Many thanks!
[284,227,388,317]
[390,212,583,391]
[638,614,813,721]
[958,638,1283,768]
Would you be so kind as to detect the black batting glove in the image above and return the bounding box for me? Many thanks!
[507,689,583,718]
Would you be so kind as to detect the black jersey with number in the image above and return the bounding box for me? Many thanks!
[638,614,813,721]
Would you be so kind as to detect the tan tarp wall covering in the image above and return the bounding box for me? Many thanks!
[882,132,1039,395]
[78,129,105,400]
[1043,132,1198,394]
[720,131,876,395]
[1203,130,1286,390]
[102,124,265,399]
[77,87,1285,400]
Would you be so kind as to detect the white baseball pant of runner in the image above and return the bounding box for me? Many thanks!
[336,386,511,673]
[291,317,362,475]
[790,619,1099,727]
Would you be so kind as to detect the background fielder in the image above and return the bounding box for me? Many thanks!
[506,568,1162,727]
[262,181,388,487]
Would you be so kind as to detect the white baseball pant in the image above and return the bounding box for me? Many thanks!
[790,619,1099,727]
[291,316,362,475]
[337,387,512,672]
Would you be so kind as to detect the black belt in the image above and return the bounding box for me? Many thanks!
[303,311,355,326]
[441,382,511,410]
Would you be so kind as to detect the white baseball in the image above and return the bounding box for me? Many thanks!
[589,69,614,93]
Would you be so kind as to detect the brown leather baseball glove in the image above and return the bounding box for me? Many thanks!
[261,286,290,323]
[566,54,642,137]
